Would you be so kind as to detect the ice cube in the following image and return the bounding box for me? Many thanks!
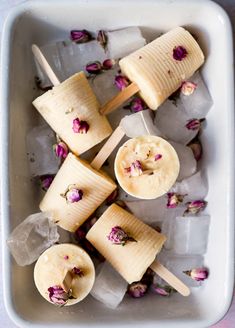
[90,261,128,309]
[125,196,185,227]
[170,141,197,181]
[26,124,60,177]
[172,216,210,255]
[154,99,198,145]
[179,72,213,119]
[170,171,208,201]
[7,212,59,266]
[89,66,119,105]
[158,250,204,287]
[107,26,146,59]
[120,110,162,138]
[161,207,186,249]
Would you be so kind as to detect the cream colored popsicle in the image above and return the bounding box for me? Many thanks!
[33,70,112,156]
[100,26,204,114]
[34,244,95,306]
[86,204,190,296]
[115,135,180,199]
[40,153,116,232]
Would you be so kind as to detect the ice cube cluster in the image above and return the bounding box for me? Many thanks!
[8,26,213,309]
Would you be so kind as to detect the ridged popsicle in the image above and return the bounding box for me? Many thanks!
[86,204,166,283]
[34,244,95,306]
[119,26,204,109]
[40,153,116,232]
[33,72,112,155]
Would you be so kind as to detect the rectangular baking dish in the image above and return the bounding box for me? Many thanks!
[1,0,234,327]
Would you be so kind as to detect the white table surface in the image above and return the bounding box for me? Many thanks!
[0,0,235,327]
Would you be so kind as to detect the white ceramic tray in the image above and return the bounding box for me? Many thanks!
[1,0,234,327]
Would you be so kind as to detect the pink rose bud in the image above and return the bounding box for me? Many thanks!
[97,30,107,49]
[114,75,130,91]
[173,46,188,61]
[128,97,146,112]
[167,193,184,208]
[127,282,148,298]
[40,175,54,191]
[54,141,68,159]
[181,81,197,96]
[107,226,136,246]
[185,118,204,131]
[66,188,83,204]
[48,285,70,306]
[184,268,209,281]
[71,267,84,277]
[72,118,89,134]
[188,139,202,161]
[85,61,102,74]
[125,160,143,177]
[185,200,207,214]
[155,154,162,161]
[70,29,92,43]
[102,59,115,70]
[151,284,174,296]
[64,255,69,260]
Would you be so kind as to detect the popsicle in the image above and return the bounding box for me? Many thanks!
[100,26,204,114]
[114,135,180,199]
[86,203,190,296]
[32,45,112,156]
[40,153,117,232]
[34,243,95,306]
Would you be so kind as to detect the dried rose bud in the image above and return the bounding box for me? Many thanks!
[48,285,69,306]
[85,61,102,74]
[186,118,204,131]
[185,200,207,214]
[128,282,148,298]
[70,29,92,43]
[74,227,86,242]
[141,268,155,286]
[181,81,197,95]
[106,189,118,205]
[40,175,54,191]
[184,268,209,281]
[167,192,184,208]
[64,255,69,260]
[125,160,143,177]
[188,139,202,161]
[61,185,83,204]
[53,141,68,159]
[130,97,146,112]
[173,46,188,61]
[155,154,162,161]
[107,226,136,245]
[97,30,108,49]
[114,75,130,91]
[72,267,84,277]
[102,59,115,70]
[151,284,174,296]
[72,118,89,134]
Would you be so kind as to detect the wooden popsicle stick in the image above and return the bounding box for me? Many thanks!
[61,270,74,293]
[90,126,125,170]
[32,44,61,86]
[100,82,140,115]
[150,260,190,297]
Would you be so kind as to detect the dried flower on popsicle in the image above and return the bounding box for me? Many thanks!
[60,184,83,204]
[47,285,73,306]
[124,160,143,177]
[53,141,69,159]
[107,226,137,246]
[181,81,197,95]
[72,118,89,134]
[173,45,188,61]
